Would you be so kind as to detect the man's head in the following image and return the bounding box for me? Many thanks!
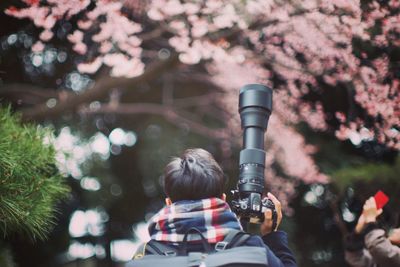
[163,148,226,203]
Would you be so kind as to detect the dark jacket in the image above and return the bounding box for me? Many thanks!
[136,230,297,267]
[247,231,297,267]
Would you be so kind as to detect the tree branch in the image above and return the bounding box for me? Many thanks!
[172,93,219,108]
[327,192,348,236]
[0,84,59,105]
[80,103,229,139]
[20,54,180,122]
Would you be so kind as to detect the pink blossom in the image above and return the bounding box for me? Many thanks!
[103,53,127,67]
[77,57,103,74]
[169,36,190,52]
[67,30,84,43]
[183,3,200,15]
[77,20,93,30]
[118,42,142,57]
[42,15,56,29]
[31,41,44,52]
[103,53,144,78]
[73,42,87,54]
[147,8,164,20]
[203,1,223,14]
[191,19,208,38]
[127,36,142,47]
[163,0,185,16]
[335,112,346,123]
[213,4,237,29]
[39,29,53,41]
[169,20,186,32]
[246,0,272,15]
[99,41,113,53]
[179,49,201,64]
[47,0,90,19]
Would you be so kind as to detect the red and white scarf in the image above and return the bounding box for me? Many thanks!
[148,198,242,243]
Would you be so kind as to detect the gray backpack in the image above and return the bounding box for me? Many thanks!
[126,228,268,267]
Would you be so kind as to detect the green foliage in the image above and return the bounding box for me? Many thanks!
[0,107,69,240]
[331,156,400,212]
[332,156,400,190]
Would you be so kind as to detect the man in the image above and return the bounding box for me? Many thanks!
[132,148,297,267]
[345,197,400,267]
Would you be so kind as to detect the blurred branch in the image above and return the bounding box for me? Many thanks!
[172,93,219,107]
[139,27,164,41]
[0,84,58,105]
[327,192,348,236]
[81,103,229,139]
[19,54,180,122]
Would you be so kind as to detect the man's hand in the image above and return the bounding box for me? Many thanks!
[355,197,383,234]
[260,192,282,236]
[389,228,400,245]
[363,197,383,223]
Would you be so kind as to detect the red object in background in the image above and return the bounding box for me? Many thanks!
[374,190,389,209]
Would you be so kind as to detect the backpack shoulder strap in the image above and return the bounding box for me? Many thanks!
[222,229,243,243]
[215,230,252,251]
[230,232,252,247]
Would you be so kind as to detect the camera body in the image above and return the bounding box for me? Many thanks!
[231,84,277,226]
[231,190,277,226]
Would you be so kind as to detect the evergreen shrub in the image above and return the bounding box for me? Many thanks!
[0,107,69,240]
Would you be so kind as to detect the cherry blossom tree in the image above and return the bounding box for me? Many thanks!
[3,0,399,208]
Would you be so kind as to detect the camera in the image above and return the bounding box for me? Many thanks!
[231,84,277,227]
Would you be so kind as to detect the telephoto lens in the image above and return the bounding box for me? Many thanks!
[232,84,273,224]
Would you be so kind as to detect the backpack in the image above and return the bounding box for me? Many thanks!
[126,228,268,267]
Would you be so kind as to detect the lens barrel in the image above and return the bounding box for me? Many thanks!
[237,84,273,216]
[239,84,272,165]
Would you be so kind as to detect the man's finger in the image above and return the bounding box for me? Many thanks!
[265,209,272,220]
[364,197,376,210]
[267,192,281,208]
[368,197,377,208]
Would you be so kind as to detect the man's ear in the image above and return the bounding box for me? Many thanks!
[165,198,172,206]
[221,193,226,201]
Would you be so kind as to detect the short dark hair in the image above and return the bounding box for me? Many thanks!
[163,148,225,202]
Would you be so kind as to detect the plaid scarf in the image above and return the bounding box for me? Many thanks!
[148,198,242,243]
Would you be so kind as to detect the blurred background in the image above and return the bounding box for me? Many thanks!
[0,0,399,267]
